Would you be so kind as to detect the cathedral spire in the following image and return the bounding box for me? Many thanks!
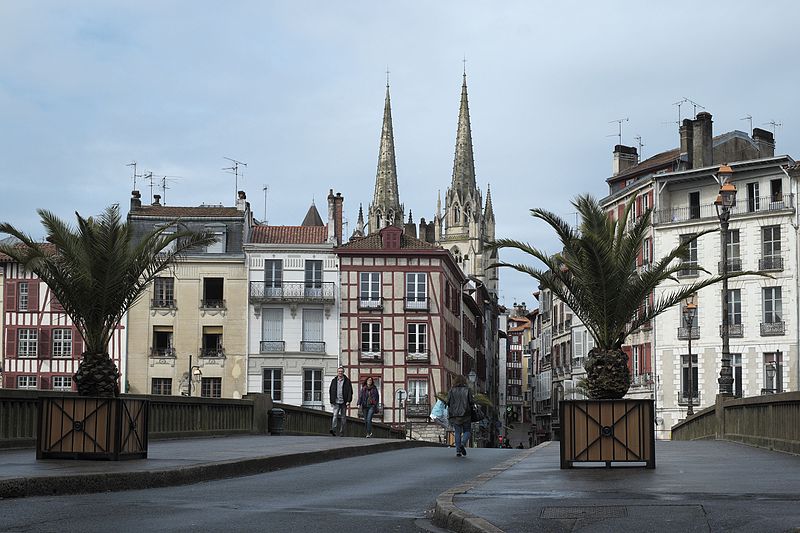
[450,72,476,194]
[368,82,403,233]
[484,183,495,221]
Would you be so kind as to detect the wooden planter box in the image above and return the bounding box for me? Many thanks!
[560,399,655,469]
[37,396,149,460]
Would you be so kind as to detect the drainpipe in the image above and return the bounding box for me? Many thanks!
[780,164,800,391]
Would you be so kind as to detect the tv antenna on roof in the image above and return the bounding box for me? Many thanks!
[607,117,629,145]
[126,161,142,190]
[683,97,705,119]
[223,157,247,204]
[262,184,269,223]
[159,176,183,205]
[763,120,782,136]
[634,135,644,161]
[672,98,687,124]
[143,171,155,203]
[740,114,753,133]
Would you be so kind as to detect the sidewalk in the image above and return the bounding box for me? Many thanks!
[0,435,434,499]
[436,440,800,532]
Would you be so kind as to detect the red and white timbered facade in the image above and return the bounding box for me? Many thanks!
[1,256,126,391]
[338,226,465,438]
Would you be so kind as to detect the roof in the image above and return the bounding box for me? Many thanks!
[339,229,440,250]
[250,225,328,245]
[301,204,324,227]
[608,147,680,184]
[129,205,243,218]
[0,242,57,262]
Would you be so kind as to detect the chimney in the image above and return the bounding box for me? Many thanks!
[418,217,429,243]
[612,145,638,176]
[752,128,775,157]
[152,194,161,206]
[334,192,344,245]
[236,190,248,211]
[130,190,142,210]
[404,211,417,239]
[326,189,344,245]
[679,118,694,168]
[691,112,713,168]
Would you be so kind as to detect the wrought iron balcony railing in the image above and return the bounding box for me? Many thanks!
[678,391,701,406]
[631,372,654,387]
[201,299,226,309]
[677,326,700,340]
[761,321,785,336]
[300,341,326,353]
[150,347,176,358]
[358,298,383,310]
[260,340,285,353]
[719,324,744,338]
[406,352,430,363]
[654,194,794,224]
[406,401,430,418]
[677,262,699,278]
[151,298,176,309]
[404,297,428,311]
[717,259,743,274]
[249,281,336,302]
[758,255,784,272]
[359,351,383,363]
[199,347,225,358]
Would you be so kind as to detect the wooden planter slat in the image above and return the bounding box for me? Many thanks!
[37,397,149,460]
[560,399,655,469]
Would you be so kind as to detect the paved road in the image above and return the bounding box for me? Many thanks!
[0,446,518,533]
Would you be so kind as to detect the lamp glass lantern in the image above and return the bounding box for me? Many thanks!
[683,302,697,415]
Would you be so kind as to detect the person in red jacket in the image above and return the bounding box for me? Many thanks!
[357,376,380,437]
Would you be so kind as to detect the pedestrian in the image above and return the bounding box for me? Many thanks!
[357,376,380,438]
[529,435,533,449]
[517,442,524,449]
[445,375,474,457]
[329,367,353,436]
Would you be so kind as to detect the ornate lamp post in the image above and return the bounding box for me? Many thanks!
[714,165,737,397]
[764,362,777,395]
[185,354,202,396]
[683,302,697,416]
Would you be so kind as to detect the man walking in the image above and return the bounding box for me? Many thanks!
[329,366,353,436]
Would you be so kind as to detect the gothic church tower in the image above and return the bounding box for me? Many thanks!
[368,83,404,233]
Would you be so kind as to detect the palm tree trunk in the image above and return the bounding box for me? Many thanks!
[584,348,631,400]
[74,352,120,397]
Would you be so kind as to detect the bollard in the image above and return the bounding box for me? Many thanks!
[268,408,286,435]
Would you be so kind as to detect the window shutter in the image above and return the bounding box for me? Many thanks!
[5,326,16,356]
[648,191,654,211]
[28,281,39,312]
[636,196,642,217]
[645,343,652,373]
[617,205,624,221]
[5,281,16,312]
[72,327,84,356]
[622,345,633,371]
[39,328,51,359]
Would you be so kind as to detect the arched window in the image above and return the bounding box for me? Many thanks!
[464,204,472,224]
[454,204,460,225]
[376,210,382,228]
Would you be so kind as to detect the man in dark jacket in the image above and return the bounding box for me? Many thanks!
[329,366,353,436]
[446,375,474,457]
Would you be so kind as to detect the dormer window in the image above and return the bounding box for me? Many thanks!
[205,224,227,253]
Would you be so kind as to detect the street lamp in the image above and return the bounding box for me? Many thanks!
[185,354,202,396]
[714,164,737,397]
[763,362,777,395]
[683,302,697,416]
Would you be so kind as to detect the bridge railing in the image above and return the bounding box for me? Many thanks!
[672,391,800,455]
[0,390,403,449]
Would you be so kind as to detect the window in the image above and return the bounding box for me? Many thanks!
[262,368,282,401]
[52,375,73,391]
[632,345,640,377]
[732,354,742,398]
[408,323,427,354]
[763,287,782,323]
[260,308,284,352]
[18,281,29,311]
[151,378,172,395]
[747,182,760,212]
[201,326,223,357]
[679,234,698,276]
[764,352,783,393]
[361,322,381,354]
[205,225,226,253]
[727,229,740,270]
[52,329,73,357]
[153,277,175,308]
[408,379,428,405]
[727,289,742,325]
[359,272,381,307]
[18,329,37,357]
[201,377,222,398]
[304,260,323,297]
[762,225,781,258]
[301,309,324,352]
[689,191,700,219]
[303,369,323,403]
[770,178,783,204]
[406,273,427,308]
[680,354,698,402]
[202,278,224,308]
[453,204,460,225]
[643,238,652,265]
[17,375,37,389]
[264,260,283,296]
[152,327,174,357]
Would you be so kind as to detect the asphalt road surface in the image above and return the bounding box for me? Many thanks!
[0,446,517,533]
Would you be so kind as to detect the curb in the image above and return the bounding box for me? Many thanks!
[0,440,437,499]
[432,442,551,533]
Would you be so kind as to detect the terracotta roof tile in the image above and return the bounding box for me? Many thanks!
[339,230,440,250]
[130,206,243,217]
[250,225,328,244]
[0,242,56,262]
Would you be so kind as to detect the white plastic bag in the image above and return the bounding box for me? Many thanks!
[430,399,450,429]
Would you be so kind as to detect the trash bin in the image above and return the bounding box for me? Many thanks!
[268,408,286,435]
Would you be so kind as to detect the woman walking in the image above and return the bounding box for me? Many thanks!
[358,377,380,437]
[446,375,474,457]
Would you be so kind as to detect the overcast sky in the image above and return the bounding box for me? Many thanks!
[2,1,799,307]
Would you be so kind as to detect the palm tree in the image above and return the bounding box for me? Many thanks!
[0,205,216,397]
[490,194,751,399]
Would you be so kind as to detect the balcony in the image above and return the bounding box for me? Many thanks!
[300,341,326,353]
[719,324,744,338]
[358,298,383,310]
[151,298,176,309]
[150,347,175,358]
[405,297,428,311]
[677,391,701,406]
[260,340,285,353]
[540,311,550,323]
[654,193,794,225]
[717,259,743,274]
[360,351,383,363]
[201,299,226,309]
[631,372,653,387]
[199,346,225,358]
[761,321,785,336]
[758,255,784,272]
[677,326,700,340]
[406,401,430,418]
[406,352,429,363]
[249,281,336,303]
[677,262,699,278]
